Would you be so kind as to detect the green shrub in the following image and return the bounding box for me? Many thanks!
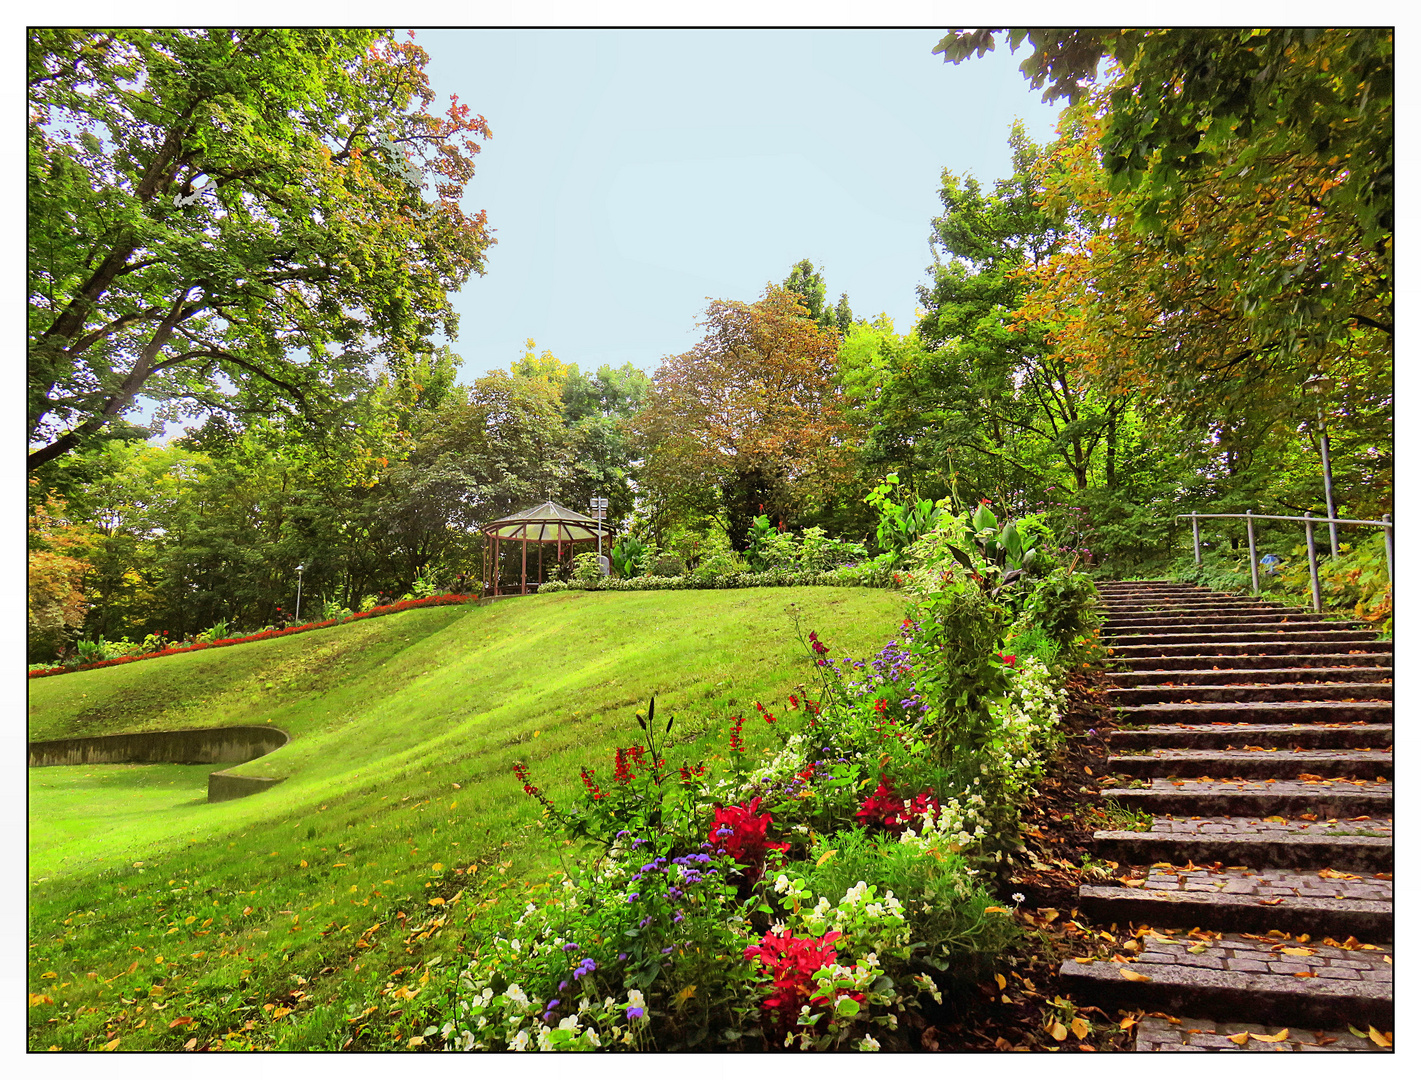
[1021,568,1102,663]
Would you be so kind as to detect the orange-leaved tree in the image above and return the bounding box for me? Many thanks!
[635,286,852,550]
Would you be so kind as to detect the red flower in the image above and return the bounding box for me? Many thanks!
[755,701,777,725]
[744,929,863,1033]
[873,698,888,714]
[855,777,939,836]
[787,694,799,710]
[579,766,605,800]
[998,652,1016,666]
[709,797,789,880]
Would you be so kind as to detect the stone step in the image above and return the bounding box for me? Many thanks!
[1102,779,1392,819]
[1107,749,1393,782]
[1109,666,1392,686]
[1115,701,1393,725]
[1131,1015,1391,1052]
[1060,932,1392,1029]
[1108,723,1393,752]
[1105,612,1352,629]
[1078,865,1393,941]
[1108,640,1392,659]
[1104,602,1313,614]
[1107,682,1392,705]
[1093,817,1392,872]
[1109,628,1378,647]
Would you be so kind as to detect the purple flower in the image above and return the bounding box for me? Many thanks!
[559,980,569,991]
[547,999,561,1010]
[661,946,673,954]
[618,952,627,961]
[628,891,640,901]
[673,913,684,924]
[563,942,579,951]
[627,1007,644,1020]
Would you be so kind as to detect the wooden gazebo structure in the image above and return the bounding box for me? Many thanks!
[480,500,613,596]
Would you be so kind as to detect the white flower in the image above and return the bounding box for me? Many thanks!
[626,988,645,1009]
[774,874,791,894]
[859,1034,881,1051]
[1012,892,1025,904]
[509,1029,531,1051]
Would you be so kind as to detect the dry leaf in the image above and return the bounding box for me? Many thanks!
[1119,967,1152,983]
[995,973,1007,990]
[183,1038,197,1050]
[984,906,1010,914]
[1118,1017,1137,1030]
[1226,1032,1250,1045]
[1187,944,1209,954]
[1250,1029,1289,1043]
[1280,947,1313,957]
[815,848,837,867]
[168,1016,192,1028]
[1071,1016,1090,1040]
[1367,1027,1392,1048]
[1049,1021,1068,1041]
[103,1038,121,1051]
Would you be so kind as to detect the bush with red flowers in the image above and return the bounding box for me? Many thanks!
[708,796,790,882]
[854,778,940,836]
[743,928,861,1033]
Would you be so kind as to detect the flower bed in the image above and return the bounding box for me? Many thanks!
[435,559,1098,1051]
[27,594,478,679]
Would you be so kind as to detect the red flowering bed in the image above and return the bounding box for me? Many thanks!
[28,593,478,679]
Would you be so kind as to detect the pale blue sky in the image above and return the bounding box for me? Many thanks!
[416,28,1064,380]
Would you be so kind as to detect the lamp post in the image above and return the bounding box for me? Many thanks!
[294,564,304,622]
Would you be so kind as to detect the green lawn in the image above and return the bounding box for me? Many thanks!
[27,587,906,1050]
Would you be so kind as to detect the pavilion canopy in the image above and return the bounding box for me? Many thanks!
[480,500,612,543]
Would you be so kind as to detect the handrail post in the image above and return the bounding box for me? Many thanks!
[1319,429,1339,557]
[1304,512,1322,614]
[1246,509,1259,596]
[1382,513,1393,587]
[1191,512,1201,566]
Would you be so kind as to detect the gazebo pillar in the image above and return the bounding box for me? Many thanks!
[493,535,500,596]
[521,532,528,595]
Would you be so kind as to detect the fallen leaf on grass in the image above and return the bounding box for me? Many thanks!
[28,994,53,1007]
[184,1038,197,1050]
[168,1016,193,1028]
[103,1038,121,1051]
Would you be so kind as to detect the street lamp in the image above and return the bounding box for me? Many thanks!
[294,564,304,622]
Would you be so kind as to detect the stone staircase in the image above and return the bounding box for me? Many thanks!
[1060,581,1394,1050]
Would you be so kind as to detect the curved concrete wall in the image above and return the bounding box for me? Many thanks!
[28,725,290,803]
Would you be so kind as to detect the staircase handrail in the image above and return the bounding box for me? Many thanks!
[1175,509,1393,611]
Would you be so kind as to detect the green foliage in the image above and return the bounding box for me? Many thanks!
[28,30,494,470]
[610,535,646,579]
[1275,533,1392,636]
[865,475,942,562]
[572,551,605,586]
[1021,568,1102,664]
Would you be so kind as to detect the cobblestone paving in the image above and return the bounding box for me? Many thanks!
[1134,1015,1389,1051]
[1136,866,1393,901]
[1143,815,1393,837]
[1121,779,1393,797]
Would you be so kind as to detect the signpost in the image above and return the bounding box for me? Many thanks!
[590,497,609,571]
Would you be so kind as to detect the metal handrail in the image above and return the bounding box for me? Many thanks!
[1176,510,1393,612]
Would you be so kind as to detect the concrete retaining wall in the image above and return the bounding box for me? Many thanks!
[28,725,290,803]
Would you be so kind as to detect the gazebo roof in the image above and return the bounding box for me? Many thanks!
[480,500,612,543]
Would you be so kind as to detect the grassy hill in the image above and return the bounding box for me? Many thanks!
[27,587,906,1050]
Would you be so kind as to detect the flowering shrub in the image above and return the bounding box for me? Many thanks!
[708,797,790,882]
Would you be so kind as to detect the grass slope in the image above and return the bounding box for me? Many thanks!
[28,587,904,1050]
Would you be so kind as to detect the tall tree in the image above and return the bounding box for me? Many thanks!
[636,286,850,548]
[28,29,494,470]
[784,259,855,333]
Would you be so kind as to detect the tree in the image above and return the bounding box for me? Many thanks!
[27,489,94,660]
[636,286,850,548]
[933,29,1392,354]
[28,29,494,470]
[784,259,855,333]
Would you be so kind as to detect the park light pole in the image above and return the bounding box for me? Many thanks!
[295,564,304,622]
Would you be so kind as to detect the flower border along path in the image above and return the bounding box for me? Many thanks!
[28,593,479,679]
[1060,580,1393,1051]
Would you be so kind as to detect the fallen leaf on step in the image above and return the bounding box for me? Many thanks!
[1118,967,1152,982]
[1250,1029,1289,1043]
[1226,1032,1250,1045]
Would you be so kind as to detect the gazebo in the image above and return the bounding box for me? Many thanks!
[480,500,614,596]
